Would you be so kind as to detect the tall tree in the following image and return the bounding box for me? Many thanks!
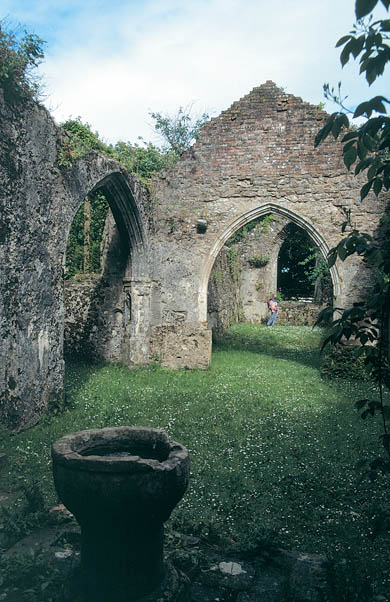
[315,0,390,199]
[315,0,390,486]
[150,105,209,157]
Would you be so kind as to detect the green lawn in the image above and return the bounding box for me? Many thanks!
[0,324,389,592]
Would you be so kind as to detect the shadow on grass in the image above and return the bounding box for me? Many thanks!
[64,355,107,407]
[213,325,324,371]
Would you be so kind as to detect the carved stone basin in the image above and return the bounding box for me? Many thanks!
[52,426,190,602]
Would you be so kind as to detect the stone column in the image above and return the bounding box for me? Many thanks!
[122,278,152,365]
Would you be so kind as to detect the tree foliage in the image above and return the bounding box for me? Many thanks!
[150,105,209,157]
[0,21,45,103]
[277,224,331,301]
[110,139,176,179]
[315,0,390,201]
[316,0,390,490]
[59,117,175,180]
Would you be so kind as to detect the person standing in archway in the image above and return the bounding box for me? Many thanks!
[266,294,278,327]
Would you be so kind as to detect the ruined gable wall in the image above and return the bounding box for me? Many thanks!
[149,81,388,363]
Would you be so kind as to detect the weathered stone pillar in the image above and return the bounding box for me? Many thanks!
[122,278,152,365]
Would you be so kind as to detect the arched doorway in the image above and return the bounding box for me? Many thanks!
[62,171,150,366]
[277,222,333,303]
[201,203,339,336]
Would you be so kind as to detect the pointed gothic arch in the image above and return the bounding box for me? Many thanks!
[199,203,340,322]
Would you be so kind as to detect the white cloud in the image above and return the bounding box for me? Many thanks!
[5,0,387,144]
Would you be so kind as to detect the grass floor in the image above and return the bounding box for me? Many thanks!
[1,324,389,593]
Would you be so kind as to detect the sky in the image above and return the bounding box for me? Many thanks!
[1,0,388,146]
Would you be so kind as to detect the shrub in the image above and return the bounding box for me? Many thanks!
[0,21,45,103]
[247,254,269,268]
[321,345,371,381]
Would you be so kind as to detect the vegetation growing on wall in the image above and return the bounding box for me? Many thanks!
[150,105,210,157]
[61,106,212,278]
[0,21,45,103]
[61,118,177,277]
[58,117,175,180]
[65,192,109,278]
[260,214,281,233]
[57,118,109,168]
[227,215,275,247]
[277,223,332,302]
[247,254,270,268]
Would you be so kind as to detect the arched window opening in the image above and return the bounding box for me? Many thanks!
[63,187,130,362]
[277,223,332,303]
[65,191,110,279]
[204,207,337,340]
[207,213,284,333]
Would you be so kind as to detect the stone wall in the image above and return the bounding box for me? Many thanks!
[0,88,150,430]
[148,81,388,365]
[207,246,243,334]
[275,301,324,326]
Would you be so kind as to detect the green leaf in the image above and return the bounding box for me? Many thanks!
[340,39,357,67]
[367,162,379,180]
[355,398,369,409]
[342,131,359,142]
[314,115,337,147]
[332,114,349,139]
[354,101,369,118]
[361,179,374,200]
[344,144,358,170]
[362,133,376,151]
[357,139,369,160]
[352,35,366,58]
[373,177,383,196]
[336,35,353,48]
[356,0,379,19]
[327,248,338,268]
[338,244,348,261]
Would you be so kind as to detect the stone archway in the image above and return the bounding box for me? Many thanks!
[199,203,341,324]
[0,91,151,430]
[63,171,151,366]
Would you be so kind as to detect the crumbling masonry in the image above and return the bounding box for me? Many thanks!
[1,81,388,429]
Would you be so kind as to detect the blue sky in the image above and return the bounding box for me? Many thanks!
[2,0,388,145]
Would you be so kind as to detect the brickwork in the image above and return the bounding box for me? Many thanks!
[149,81,387,354]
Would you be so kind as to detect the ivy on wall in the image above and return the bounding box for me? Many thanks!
[65,192,109,278]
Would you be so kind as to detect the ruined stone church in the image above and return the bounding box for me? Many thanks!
[0,81,387,430]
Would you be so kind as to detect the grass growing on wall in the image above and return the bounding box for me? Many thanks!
[0,325,389,592]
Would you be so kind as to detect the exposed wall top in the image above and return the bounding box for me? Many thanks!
[171,80,345,181]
